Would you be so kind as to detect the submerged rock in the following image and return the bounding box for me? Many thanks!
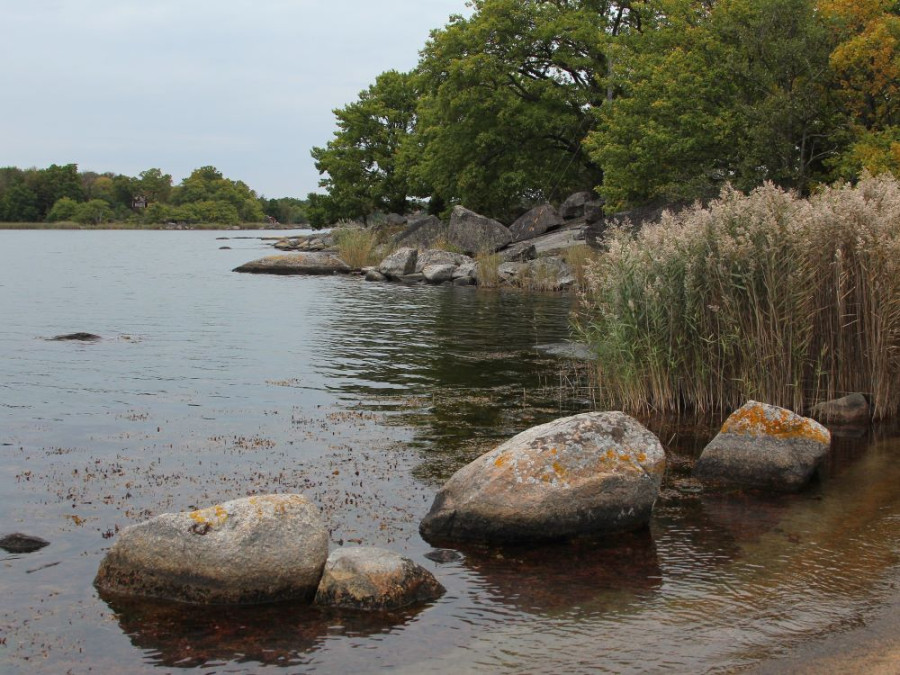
[233,253,351,275]
[0,533,50,553]
[314,547,445,611]
[95,494,329,604]
[49,332,101,341]
[419,411,666,545]
[534,342,596,361]
[693,401,831,491]
[809,393,871,426]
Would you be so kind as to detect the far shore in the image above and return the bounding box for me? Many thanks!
[0,221,310,231]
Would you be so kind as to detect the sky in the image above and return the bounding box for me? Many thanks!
[0,0,469,198]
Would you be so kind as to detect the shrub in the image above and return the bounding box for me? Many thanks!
[475,250,501,288]
[575,175,900,419]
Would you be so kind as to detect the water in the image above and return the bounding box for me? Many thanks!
[2,230,900,673]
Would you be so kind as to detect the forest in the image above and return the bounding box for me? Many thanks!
[0,164,308,226]
[309,0,900,225]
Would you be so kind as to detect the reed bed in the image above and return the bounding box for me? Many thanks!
[475,250,501,288]
[575,175,900,419]
[332,224,381,268]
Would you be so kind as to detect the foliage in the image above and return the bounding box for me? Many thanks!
[0,163,299,226]
[589,0,841,208]
[575,175,900,418]
[310,70,421,223]
[413,0,626,220]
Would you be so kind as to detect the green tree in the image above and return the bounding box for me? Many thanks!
[26,163,84,218]
[310,69,421,222]
[589,0,840,207]
[137,168,173,205]
[46,197,80,222]
[72,199,114,225]
[0,182,40,221]
[413,0,629,219]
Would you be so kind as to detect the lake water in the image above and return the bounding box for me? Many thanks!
[2,230,900,674]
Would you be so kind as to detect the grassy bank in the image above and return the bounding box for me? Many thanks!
[576,175,900,419]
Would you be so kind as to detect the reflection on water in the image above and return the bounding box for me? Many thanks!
[2,231,900,673]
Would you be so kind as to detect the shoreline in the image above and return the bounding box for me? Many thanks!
[749,567,900,674]
[0,222,309,231]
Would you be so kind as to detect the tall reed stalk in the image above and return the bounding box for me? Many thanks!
[575,175,900,419]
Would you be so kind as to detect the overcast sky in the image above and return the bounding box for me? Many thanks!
[0,0,468,198]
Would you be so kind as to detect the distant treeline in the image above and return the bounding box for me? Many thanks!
[309,0,900,226]
[0,164,309,226]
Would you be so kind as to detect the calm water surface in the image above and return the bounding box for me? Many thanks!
[1,230,900,673]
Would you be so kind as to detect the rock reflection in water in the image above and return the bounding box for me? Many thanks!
[458,532,661,616]
[101,593,428,669]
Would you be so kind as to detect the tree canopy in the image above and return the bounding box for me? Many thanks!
[0,163,308,226]
[309,0,900,220]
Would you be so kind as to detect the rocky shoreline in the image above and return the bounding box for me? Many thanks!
[234,191,612,291]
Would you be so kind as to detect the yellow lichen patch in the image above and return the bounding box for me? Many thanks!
[551,461,567,478]
[722,402,830,445]
[494,454,509,469]
[189,504,229,529]
[637,452,647,463]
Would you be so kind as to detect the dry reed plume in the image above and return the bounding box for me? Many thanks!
[576,175,900,419]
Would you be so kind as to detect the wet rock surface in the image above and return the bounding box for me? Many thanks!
[314,547,445,611]
[420,411,666,545]
[95,494,329,604]
[694,401,831,491]
[49,332,101,341]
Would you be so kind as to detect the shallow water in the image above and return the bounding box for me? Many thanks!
[1,230,899,673]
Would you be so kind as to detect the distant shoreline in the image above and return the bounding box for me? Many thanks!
[0,222,309,231]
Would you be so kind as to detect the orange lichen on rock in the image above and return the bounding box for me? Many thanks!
[189,504,229,528]
[721,401,830,445]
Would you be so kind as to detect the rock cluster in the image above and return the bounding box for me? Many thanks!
[95,495,444,612]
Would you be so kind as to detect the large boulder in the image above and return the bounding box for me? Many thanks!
[509,204,563,242]
[394,214,448,249]
[378,247,418,279]
[233,252,350,275]
[497,240,537,263]
[447,206,512,254]
[419,411,666,545]
[693,401,831,491]
[94,494,329,604]
[809,393,871,426]
[314,547,445,611]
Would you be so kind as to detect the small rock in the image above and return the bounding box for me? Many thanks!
[809,393,870,426]
[694,401,831,491]
[364,269,387,282]
[378,247,418,279]
[0,533,50,553]
[49,332,101,341]
[559,191,595,220]
[534,342,596,361]
[424,549,463,563]
[422,264,457,284]
[314,547,445,611]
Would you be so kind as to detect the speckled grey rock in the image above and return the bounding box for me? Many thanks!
[314,547,445,611]
[420,412,666,544]
[447,206,512,254]
[694,401,831,491]
[414,249,472,273]
[378,247,418,279]
[422,264,457,284]
[509,204,563,242]
[95,494,329,604]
